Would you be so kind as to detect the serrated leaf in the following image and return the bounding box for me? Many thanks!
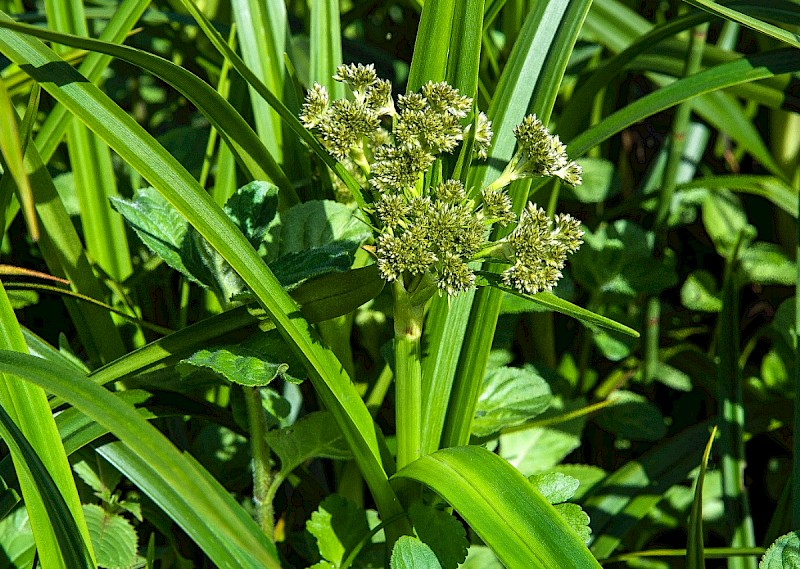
[390,536,443,569]
[562,157,619,203]
[83,504,138,569]
[528,472,580,504]
[265,412,352,477]
[223,181,279,249]
[111,188,241,298]
[459,546,502,569]
[473,366,552,437]
[680,270,722,312]
[547,465,607,502]
[7,289,38,309]
[180,346,289,387]
[266,200,371,287]
[499,398,586,476]
[571,220,677,298]
[0,506,35,568]
[594,391,666,441]
[553,503,591,544]
[109,188,194,282]
[760,531,800,569]
[408,504,468,569]
[738,242,795,286]
[307,495,370,567]
[73,460,105,496]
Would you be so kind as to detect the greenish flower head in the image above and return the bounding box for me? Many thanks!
[302,66,584,299]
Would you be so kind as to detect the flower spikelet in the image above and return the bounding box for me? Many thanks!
[500,204,583,294]
[510,114,583,187]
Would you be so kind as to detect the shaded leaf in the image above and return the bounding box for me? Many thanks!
[306,495,370,567]
[594,391,666,441]
[223,181,279,250]
[265,412,352,477]
[499,397,586,476]
[701,190,752,258]
[562,157,619,203]
[408,504,468,569]
[266,200,371,287]
[391,536,443,569]
[571,220,677,298]
[83,504,138,569]
[473,366,552,437]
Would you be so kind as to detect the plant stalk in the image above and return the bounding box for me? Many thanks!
[393,279,426,469]
[244,386,275,538]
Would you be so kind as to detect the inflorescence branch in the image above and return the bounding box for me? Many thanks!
[301,63,585,299]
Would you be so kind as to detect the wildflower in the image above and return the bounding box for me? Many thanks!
[301,68,584,299]
[499,204,584,294]
[491,114,583,189]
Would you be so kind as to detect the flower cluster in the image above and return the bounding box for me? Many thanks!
[301,64,584,298]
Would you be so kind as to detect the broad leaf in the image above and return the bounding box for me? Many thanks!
[83,504,138,569]
[473,366,552,437]
[528,472,580,504]
[553,503,591,544]
[408,504,468,569]
[738,242,795,286]
[681,270,722,312]
[264,412,352,477]
[266,200,371,287]
[701,190,752,258]
[500,397,587,476]
[224,181,280,250]
[760,532,800,569]
[306,495,370,568]
[594,391,666,441]
[391,536,443,569]
[562,157,620,203]
[571,220,677,298]
[180,347,289,387]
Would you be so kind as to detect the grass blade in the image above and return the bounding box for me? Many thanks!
[0,23,405,530]
[0,351,280,568]
[393,446,602,569]
[687,425,718,569]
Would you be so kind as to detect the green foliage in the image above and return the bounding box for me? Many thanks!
[83,505,138,569]
[390,536,442,569]
[473,365,552,437]
[760,532,800,569]
[408,504,468,569]
[0,0,797,566]
[306,495,370,568]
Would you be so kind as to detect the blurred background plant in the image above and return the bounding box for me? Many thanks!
[0,0,797,567]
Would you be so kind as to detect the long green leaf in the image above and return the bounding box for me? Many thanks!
[0,351,280,569]
[683,0,800,48]
[687,426,718,569]
[0,22,404,529]
[584,422,712,559]
[567,49,800,164]
[442,0,592,450]
[175,0,365,208]
[309,0,344,100]
[0,391,93,568]
[393,446,602,569]
[0,18,294,198]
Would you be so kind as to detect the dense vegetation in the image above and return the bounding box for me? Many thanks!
[0,0,798,567]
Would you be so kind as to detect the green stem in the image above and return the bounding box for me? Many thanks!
[793,164,800,529]
[244,387,274,537]
[716,229,756,569]
[393,279,425,469]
